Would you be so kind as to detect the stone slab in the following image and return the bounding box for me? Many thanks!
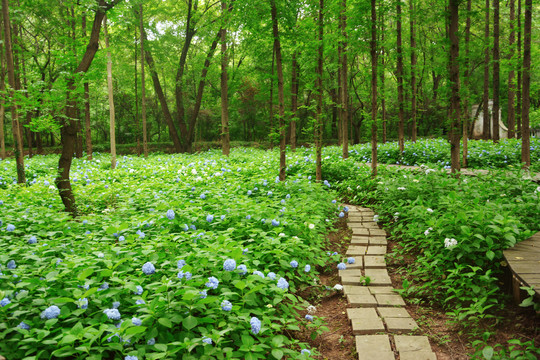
[375,294,406,307]
[369,229,387,237]
[367,245,387,255]
[343,285,371,295]
[351,238,370,245]
[399,351,437,360]
[369,238,388,245]
[366,275,392,286]
[339,269,363,277]
[345,257,364,269]
[347,246,367,256]
[350,228,370,236]
[369,286,395,295]
[358,351,395,360]
[394,335,433,353]
[364,256,386,268]
[377,307,410,318]
[355,335,392,352]
[384,317,419,333]
[347,307,380,320]
[341,276,365,285]
[347,294,377,307]
[364,223,380,229]
[352,317,385,335]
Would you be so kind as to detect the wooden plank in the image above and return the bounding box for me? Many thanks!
[503,231,540,301]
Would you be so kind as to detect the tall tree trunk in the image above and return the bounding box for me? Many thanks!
[0,24,6,160]
[104,15,116,169]
[371,0,378,177]
[462,0,472,167]
[1,0,25,183]
[269,46,275,149]
[449,0,461,173]
[516,0,522,139]
[56,0,120,215]
[379,0,386,143]
[482,0,490,140]
[341,0,348,159]
[521,0,531,168]
[290,50,298,152]
[492,0,500,142]
[221,0,230,156]
[396,0,405,153]
[82,14,93,160]
[134,25,140,156]
[21,55,33,158]
[270,0,286,181]
[410,0,417,142]
[315,0,323,182]
[139,4,148,157]
[507,0,516,138]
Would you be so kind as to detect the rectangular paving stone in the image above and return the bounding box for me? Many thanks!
[339,269,363,277]
[351,229,371,237]
[375,294,406,307]
[352,317,385,335]
[364,269,392,286]
[347,294,377,307]
[358,351,395,360]
[369,229,387,236]
[343,285,371,295]
[351,237,369,245]
[345,257,364,269]
[347,307,380,320]
[364,223,380,229]
[369,286,395,295]
[341,276,365,285]
[369,238,388,245]
[378,307,410,318]
[394,335,433,353]
[399,351,437,360]
[346,246,367,256]
[355,335,392,353]
[366,245,387,255]
[364,256,386,268]
[384,317,419,333]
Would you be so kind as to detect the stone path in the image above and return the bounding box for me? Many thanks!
[342,206,437,360]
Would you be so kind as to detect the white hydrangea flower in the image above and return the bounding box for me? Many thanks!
[444,238,458,248]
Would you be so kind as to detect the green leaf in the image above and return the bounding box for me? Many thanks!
[234,280,246,290]
[486,251,495,261]
[77,268,94,281]
[482,346,493,360]
[158,318,172,328]
[271,349,284,359]
[59,334,77,345]
[155,343,167,352]
[125,326,147,335]
[182,316,198,330]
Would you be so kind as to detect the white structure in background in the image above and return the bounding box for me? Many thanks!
[471,100,508,139]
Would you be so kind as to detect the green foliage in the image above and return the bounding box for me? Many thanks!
[471,333,540,360]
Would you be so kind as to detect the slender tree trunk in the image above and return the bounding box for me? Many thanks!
[462,0,472,167]
[482,0,491,140]
[139,4,148,157]
[221,0,230,156]
[379,1,386,143]
[0,24,6,160]
[341,0,348,158]
[492,0,500,142]
[134,25,140,156]
[507,0,516,138]
[269,47,275,149]
[449,0,461,173]
[315,0,323,182]
[271,0,286,181]
[1,0,25,183]
[521,0,531,168]
[81,14,93,160]
[371,0,378,177]
[516,0,522,139]
[397,0,405,152]
[290,49,298,152]
[104,16,116,169]
[410,0,417,142]
[21,55,33,158]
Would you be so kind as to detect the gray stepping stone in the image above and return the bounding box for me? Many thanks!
[347,246,367,255]
[394,335,433,353]
[399,351,437,360]
[355,335,393,359]
[384,317,419,333]
[369,238,388,245]
[351,237,369,245]
[343,285,371,295]
[347,294,377,307]
[351,317,385,335]
[347,307,380,320]
[378,307,410,318]
[375,294,406,307]
[367,245,387,255]
[341,276,365,285]
[339,269,363,277]
[364,256,386,268]
[369,286,395,295]
[369,229,387,236]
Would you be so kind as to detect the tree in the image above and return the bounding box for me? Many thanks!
[370,0,377,177]
[521,0,531,168]
[409,0,417,142]
[507,0,516,138]
[315,0,323,182]
[482,0,490,140]
[104,15,116,169]
[340,0,348,159]
[0,24,6,160]
[139,4,148,157]
[221,0,230,156]
[448,0,460,173]
[516,0,522,138]
[270,0,286,181]
[462,0,472,167]
[2,0,25,184]
[396,0,405,152]
[492,0,500,143]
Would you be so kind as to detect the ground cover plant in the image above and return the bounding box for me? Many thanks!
[0,149,350,360]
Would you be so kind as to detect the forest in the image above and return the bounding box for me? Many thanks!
[0,0,539,359]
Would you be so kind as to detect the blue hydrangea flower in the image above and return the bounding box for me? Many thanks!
[290,260,298,268]
[142,262,155,275]
[247,190,252,195]
[103,308,121,320]
[323,180,331,187]
[206,214,214,223]
[132,317,142,326]
[112,301,120,309]
[344,206,349,212]
[28,236,37,244]
[237,265,247,275]
[177,260,186,269]
[18,321,30,330]
[271,219,280,227]
[338,212,345,218]
[0,298,11,307]
[125,356,138,360]
[7,260,16,269]
[41,305,61,319]
[199,290,207,299]
[223,259,236,271]
[250,317,261,335]
[305,315,314,322]
[253,271,265,278]
[147,338,156,345]
[337,263,347,270]
[246,215,251,220]
[267,191,272,196]
[220,215,226,220]
[331,200,336,204]
[182,224,189,231]
[138,231,145,239]
[267,272,276,280]
[277,278,289,290]
[200,194,206,199]
[304,265,311,272]
[134,285,143,295]
[78,298,88,309]
[347,257,355,264]
[166,209,175,220]
[301,349,311,355]
[118,235,125,241]
[6,224,15,232]
[242,248,248,255]
[177,270,192,280]
[221,300,232,311]
[136,299,145,305]
[205,277,219,289]
[98,282,109,291]
[202,336,212,344]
